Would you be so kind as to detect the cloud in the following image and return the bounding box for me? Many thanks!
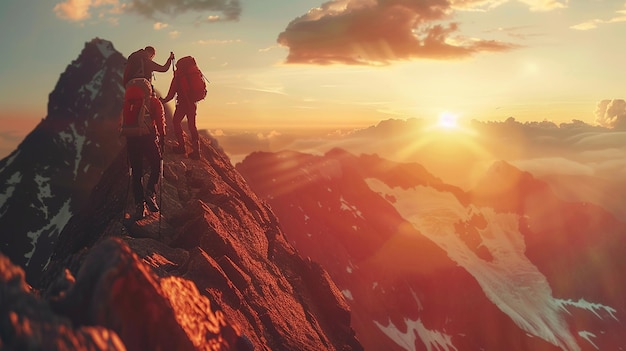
[595,99,626,129]
[452,0,567,12]
[211,130,296,164]
[516,0,567,12]
[218,115,626,218]
[277,0,521,66]
[571,4,626,30]
[195,39,242,45]
[53,0,122,21]
[218,116,625,184]
[169,30,181,39]
[153,21,168,30]
[126,0,241,21]
[54,0,95,21]
[54,0,241,23]
[511,157,594,177]
[259,45,281,53]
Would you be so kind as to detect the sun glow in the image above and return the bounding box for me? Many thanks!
[437,112,459,130]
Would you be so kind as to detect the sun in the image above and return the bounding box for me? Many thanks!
[437,111,459,130]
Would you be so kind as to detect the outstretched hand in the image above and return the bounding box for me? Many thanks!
[169,52,175,60]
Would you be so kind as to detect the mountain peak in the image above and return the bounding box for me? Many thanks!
[0,39,362,350]
[88,37,117,59]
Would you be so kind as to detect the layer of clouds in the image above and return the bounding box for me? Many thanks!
[276,0,571,66]
[53,0,241,22]
[218,112,623,186]
[218,112,626,217]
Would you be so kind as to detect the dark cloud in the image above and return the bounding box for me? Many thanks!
[128,0,241,21]
[277,0,519,66]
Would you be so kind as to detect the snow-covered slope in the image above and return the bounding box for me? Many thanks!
[237,148,626,351]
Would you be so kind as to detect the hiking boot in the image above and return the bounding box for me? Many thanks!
[145,190,159,212]
[134,202,147,220]
[189,140,200,160]
[173,144,186,154]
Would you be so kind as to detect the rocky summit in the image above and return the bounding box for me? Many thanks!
[0,38,362,351]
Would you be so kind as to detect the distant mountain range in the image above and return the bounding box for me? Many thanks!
[237,148,626,351]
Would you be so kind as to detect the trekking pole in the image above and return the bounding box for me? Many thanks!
[159,160,162,238]
[171,52,176,76]
[124,154,132,222]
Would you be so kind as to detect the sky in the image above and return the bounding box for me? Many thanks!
[1,0,626,160]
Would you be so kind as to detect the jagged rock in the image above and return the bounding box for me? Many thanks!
[0,253,126,351]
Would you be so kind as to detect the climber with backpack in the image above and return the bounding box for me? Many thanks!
[119,78,166,220]
[123,46,174,87]
[160,56,208,160]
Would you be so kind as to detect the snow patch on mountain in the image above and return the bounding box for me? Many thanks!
[375,316,457,351]
[94,38,116,59]
[365,178,600,351]
[374,287,457,350]
[34,175,52,219]
[0,150,19,174]
[557,298,618,321]
[24,199,72,265]
[57,123,86,178]
[342,289,353,301]
[81,68,105,101]
[578,331,599,350]
[0,172,22,214]
[340,196,364,219]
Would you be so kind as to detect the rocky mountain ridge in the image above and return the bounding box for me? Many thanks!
[0,38,362,351]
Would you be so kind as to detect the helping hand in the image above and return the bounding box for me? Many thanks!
[169,52,175,60]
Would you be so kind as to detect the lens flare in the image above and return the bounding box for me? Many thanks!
[438,112,459,130]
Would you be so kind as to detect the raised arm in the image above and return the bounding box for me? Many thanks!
[160,76,177,104]
[147,52,175,73]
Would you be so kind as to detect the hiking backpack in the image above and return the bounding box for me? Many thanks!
[175,56,207,103]
[120,78,155,137]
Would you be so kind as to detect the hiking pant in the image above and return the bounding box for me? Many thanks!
[172,100,198,146]
[126,134,162,205]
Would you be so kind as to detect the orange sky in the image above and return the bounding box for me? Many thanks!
[1,0,626,158]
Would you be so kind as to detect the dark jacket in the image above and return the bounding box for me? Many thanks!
[123,49,173,86]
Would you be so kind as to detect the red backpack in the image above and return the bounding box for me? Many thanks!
[175,56,207,103]
[120,78,154,137]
